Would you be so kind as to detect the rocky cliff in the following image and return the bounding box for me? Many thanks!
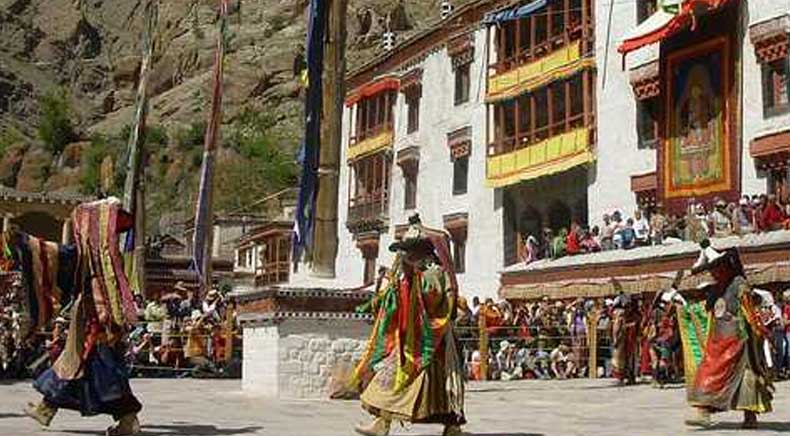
[0,0,473,233]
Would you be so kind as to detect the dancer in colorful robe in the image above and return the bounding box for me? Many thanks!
[685,240,774,429]
[12,198,142,436]
[350,214,465,436]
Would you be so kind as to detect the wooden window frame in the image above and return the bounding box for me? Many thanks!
[488,71,593,157]
[404,170,417,210]
[636,99,659,149]
[353,90,396,143]
[637,0,657,25]
[492,0,592,74]
[454,63,471,106]
[453,237,466,273]
[762,56,790,118]
[406,89,420,134]
[453,155,469,196]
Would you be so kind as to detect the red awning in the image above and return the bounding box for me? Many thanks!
[345,77,400,107]
[618,0,732,55]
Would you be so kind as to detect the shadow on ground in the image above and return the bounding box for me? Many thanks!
[62,424,263,436]
[696,422,790,432]
[412,434,543,436]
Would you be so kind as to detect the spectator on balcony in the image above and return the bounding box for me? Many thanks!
[580,226,601,253]
[611,212,626,249]
[566,222,582,255]
[685,204,709,242]
[523,234,540,264]
[552,229,568,259]
[542,228,555,259]
[632,209,651,246]
[600,214,614,251]
[650,203,667,245]
[761,194,787,232]
[470,296,481,321]
[619,219,637,250]
[735,197,754,235]
[710,199,733,238]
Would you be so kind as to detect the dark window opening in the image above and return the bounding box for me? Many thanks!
[406,90,420,134]
[637,0,657,24]
[454,63,471,105]
[637,99,659,149]
[453,156,469,196]
[404,171,417,210]
[763,56,790,117]
[453,237,466,273]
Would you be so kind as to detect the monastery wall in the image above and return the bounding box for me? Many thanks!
[242,318,370,399]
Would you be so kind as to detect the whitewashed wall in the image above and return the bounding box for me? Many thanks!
[742,3,790,195]
[591,0,656,227]
[242,319,370,399]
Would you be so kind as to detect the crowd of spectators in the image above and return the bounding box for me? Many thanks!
[127,282,240,377]
[454,290,790,383]
[523,194,790,263]
[0,277,240,380]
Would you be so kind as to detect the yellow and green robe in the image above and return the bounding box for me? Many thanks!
[350,263,465,425]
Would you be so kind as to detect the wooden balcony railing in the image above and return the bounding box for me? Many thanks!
[490,20,593,76]
[351,122,394,146]
[488,113,591,157]
[347,193,389,231]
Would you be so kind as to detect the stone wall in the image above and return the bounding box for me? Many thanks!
[242,318,371,399]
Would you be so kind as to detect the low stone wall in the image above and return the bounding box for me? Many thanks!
[242,317,371,399]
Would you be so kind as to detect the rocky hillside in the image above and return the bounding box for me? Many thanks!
[0,0,474,234]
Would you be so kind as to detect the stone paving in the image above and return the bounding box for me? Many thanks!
[1,378,789,436]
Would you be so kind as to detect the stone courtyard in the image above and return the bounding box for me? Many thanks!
[1,378,790,436]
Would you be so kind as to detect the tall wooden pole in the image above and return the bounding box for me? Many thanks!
[193,0,229,294]
[123,0,157,297]
[312,0,347,278]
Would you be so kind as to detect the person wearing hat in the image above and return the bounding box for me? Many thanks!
[348,214,465,436]
[710,199,733,238]
[685,240,774,429]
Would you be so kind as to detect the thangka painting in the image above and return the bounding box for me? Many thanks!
[663,37,735,202]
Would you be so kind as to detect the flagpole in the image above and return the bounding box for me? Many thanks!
[122,0,158,298]
[311,0,348,278]
[192,0,229,295]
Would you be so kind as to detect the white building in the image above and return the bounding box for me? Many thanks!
[281,0,790,301]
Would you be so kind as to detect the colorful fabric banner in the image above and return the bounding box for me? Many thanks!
[293,0,327,259]
[192,0,229,289]
[662,37,736,208]
[482,0,548,25]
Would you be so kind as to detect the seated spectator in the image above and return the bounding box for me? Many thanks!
[619,218,636,249]
[761,194,786,231]
[710,199,733,237]
[580,227,601,253]
[632,209,650,246]
[550,344,576,379]
[734,197,753,235]
[600,214,614,250]
[542,228,555,259]
[552,229,568,259]
[611,211,624,249]
[566,222,582,255]
[523,234,540,264]
[649,204,667,245]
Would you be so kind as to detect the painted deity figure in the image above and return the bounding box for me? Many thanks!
[675,65,721,185]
